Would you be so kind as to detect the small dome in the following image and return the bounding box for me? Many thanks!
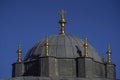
[24,34,101,62]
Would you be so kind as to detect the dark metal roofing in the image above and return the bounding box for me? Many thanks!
[24,34,101,62]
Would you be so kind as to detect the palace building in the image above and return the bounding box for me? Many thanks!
[9,11,116,80]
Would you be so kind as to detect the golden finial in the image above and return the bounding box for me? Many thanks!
[17,43,22,63]
[102,54,106,63]
[107,43,112,64]
[83,37,89,57]
[45,36,49,56]
[59,10,66,35]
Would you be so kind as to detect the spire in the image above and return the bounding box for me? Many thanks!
[83,37,89,57]
[107,43,112,64]
[45,36,49,56]
[59,10,66,35]
[17,43,22,63]
[102,54,106,63]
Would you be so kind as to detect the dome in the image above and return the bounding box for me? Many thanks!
[24,34,101,62]
[24,10,101,62]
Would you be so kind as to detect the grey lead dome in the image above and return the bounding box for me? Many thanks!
[24,34,101,62]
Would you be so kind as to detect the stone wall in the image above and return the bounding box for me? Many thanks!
[57,58,76,77]
[93,61,106,78]
[12,56,116,80]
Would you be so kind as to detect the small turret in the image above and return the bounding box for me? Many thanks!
[12,43,24,77]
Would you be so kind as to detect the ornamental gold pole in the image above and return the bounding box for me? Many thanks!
[83,37,89,57]
[102,54,106,63]
[59,10,66,35]
[107,44,112,64]
[45,36,49,56]
[17,43,22,63]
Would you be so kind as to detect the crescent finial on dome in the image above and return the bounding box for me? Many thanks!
[59,10,66,35]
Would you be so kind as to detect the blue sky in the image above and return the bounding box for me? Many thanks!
[0,0,120,79]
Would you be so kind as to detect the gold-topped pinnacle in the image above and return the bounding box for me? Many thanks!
[107,43,112,64]
[83,37,89,57]
[17,43,22,63]
[45,36,49,56]
[59,10,66,35]
[102,54,106,63]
